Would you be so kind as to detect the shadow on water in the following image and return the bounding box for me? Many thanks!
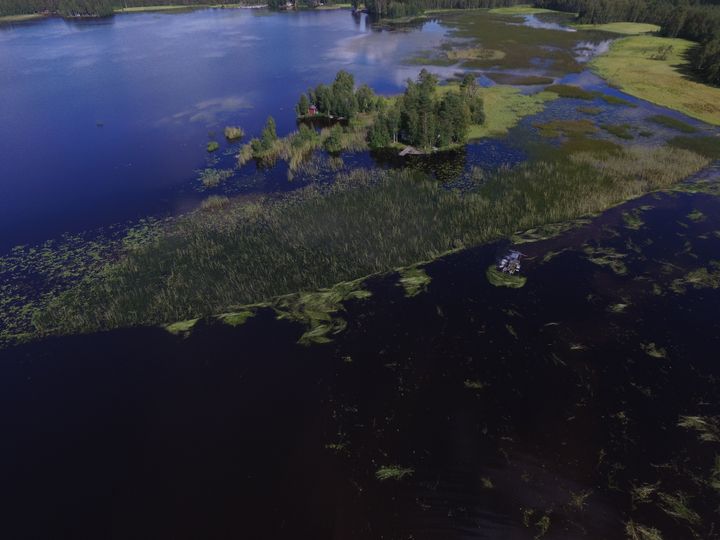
[2,190,720,538]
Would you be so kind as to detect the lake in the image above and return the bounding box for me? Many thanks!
[0,8,450,250]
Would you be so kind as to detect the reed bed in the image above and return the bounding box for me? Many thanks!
[34,147,709,334]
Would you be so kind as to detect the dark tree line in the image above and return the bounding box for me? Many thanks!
[362,0,522,18]
[534,0,720,85]
[1,0,254,17]
[297,70,379,119]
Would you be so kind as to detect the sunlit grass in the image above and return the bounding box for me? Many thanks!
[590,35,720,125]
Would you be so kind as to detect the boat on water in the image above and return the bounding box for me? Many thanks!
[498,251,524,275]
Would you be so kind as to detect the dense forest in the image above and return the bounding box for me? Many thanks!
[368,70,485,149]
[295,70,484,150]
[360,0,521,19]
[534,0,720,85]
[0,0,258,17]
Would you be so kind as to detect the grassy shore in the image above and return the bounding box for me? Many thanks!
[590,35,720,126]
[468,86,557,138]
[573,22,660,35]
[488,5,562,15]
[0,13,46,22]
[32,145,708,336]
[114,3,252,13]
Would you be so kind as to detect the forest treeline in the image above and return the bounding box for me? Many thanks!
[534,0,720,85]
[0,0,259,17]
[360,0,521,19]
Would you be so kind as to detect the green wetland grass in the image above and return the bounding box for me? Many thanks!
[647,115,698,133]
[30,145,709,336]
[668,136,720,159]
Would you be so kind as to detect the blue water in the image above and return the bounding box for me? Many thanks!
[0,9,451,250]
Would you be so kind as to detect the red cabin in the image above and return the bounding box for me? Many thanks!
[308,105,318,116]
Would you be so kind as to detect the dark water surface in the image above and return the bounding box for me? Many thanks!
[0,8,449,250]
[3,191,719,539]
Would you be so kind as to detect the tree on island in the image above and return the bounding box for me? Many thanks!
[251,116,278,155]
[367,69,484,151]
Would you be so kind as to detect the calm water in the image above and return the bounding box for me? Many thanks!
[0,9,449,250]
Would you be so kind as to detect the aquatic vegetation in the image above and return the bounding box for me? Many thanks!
[590,35,720,125]
[600,94,637,107]
[687,209,706,222]
[641,342,667,359]
[625,521,663,540]
[534,514,551,539]
[678,415,720,443]
[446,46,505,61]
[481,477,494,489]
[609,303,629,313]
[224,126,244,140]
[622,209,644,230]
[30,147,709,337]
[200,195,231,211]
[639,129,654,137]
[710,456,720,491]
[512,220,590,244]
[568,490,591,510]
[534,119,596,138]
[397,266,431,298]
[545,84,596,100]
[670,264,720,294]
[429,9,601,75]
[206,141,220,152]
[199,168,233,188]
[601,124,634,140]
[631,482,660,505]
[647,115,698,133]
[273,279,371,345]
[464,380,486,390]
[583,246,627,275]
[165,318,199,336]
[577,106,602,115]
[657,491,701,526]
[668,136,720,159]
[486,266,527,288]
[375,465,414,481]
[217,310,255,327]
